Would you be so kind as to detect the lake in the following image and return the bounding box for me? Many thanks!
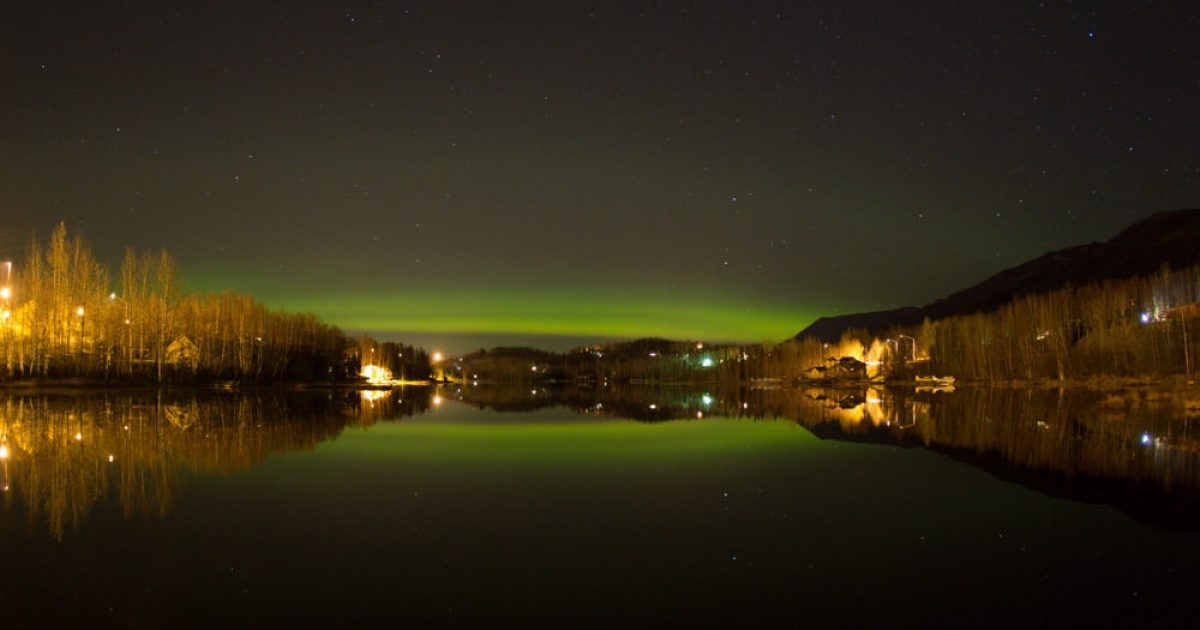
[1,384,1198,626]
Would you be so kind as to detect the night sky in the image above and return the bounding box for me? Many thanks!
[2,1,1197,353]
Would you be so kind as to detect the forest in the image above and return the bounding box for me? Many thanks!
[0,223,394,383]
[762,262,1200,383]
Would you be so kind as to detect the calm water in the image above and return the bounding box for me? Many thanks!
[1,385,1199,626]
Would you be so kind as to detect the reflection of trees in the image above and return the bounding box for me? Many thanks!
[0,390,428,539]
[791,387,1200,494]
[344,387,434,427]
[455,383,1200,520]
[785,386,1200,527]
[5,385,1198,537]
[453,383,733,420]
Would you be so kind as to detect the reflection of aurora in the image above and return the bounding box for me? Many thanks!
[453,383,1200,523]
[3,385,1199,538]
[0,391,430,540]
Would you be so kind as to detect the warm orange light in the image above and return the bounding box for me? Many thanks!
[76,306,85,317]
[432,352,444,362]
[0,287,9,300]
[360,364,392,384]
[361,389,391,402]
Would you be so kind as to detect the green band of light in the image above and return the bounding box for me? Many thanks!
[266,288,815,342]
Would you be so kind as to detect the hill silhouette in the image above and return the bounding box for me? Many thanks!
[797,208,1200,341]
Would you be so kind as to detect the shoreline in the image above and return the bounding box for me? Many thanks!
[1,375,1195,393]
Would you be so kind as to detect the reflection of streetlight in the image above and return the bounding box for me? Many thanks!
[0,440,8,492]
[0,264,10,376]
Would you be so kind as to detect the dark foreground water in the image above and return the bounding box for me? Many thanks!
[1,385,1199,627]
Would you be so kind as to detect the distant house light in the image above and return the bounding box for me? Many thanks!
[1140,312,1151,324]
[361,364,392,384]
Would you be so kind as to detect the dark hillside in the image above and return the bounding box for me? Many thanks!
[798,209,1200,341]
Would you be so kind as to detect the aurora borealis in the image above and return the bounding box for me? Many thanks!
[2,2,1198,352]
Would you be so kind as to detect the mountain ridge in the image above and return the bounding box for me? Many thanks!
[796,208,1200,342]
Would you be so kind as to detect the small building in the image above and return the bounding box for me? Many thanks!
[165,336,199,369]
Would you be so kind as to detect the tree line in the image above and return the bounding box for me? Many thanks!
[442,264,1200,385]
[752,263,1200,382]
[0,223,417,383]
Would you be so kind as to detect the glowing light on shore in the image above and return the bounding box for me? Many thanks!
[360,364,392,384]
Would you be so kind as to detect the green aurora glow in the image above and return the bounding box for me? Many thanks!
[186,266,823,350]
[237,287,815,348]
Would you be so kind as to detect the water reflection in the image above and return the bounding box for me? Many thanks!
[454,383,1200,527]
[0,389,429,539]
[3,384,1199,537]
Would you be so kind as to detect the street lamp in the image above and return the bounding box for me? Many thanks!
[76,306,85,356]
[1,261,10,301]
